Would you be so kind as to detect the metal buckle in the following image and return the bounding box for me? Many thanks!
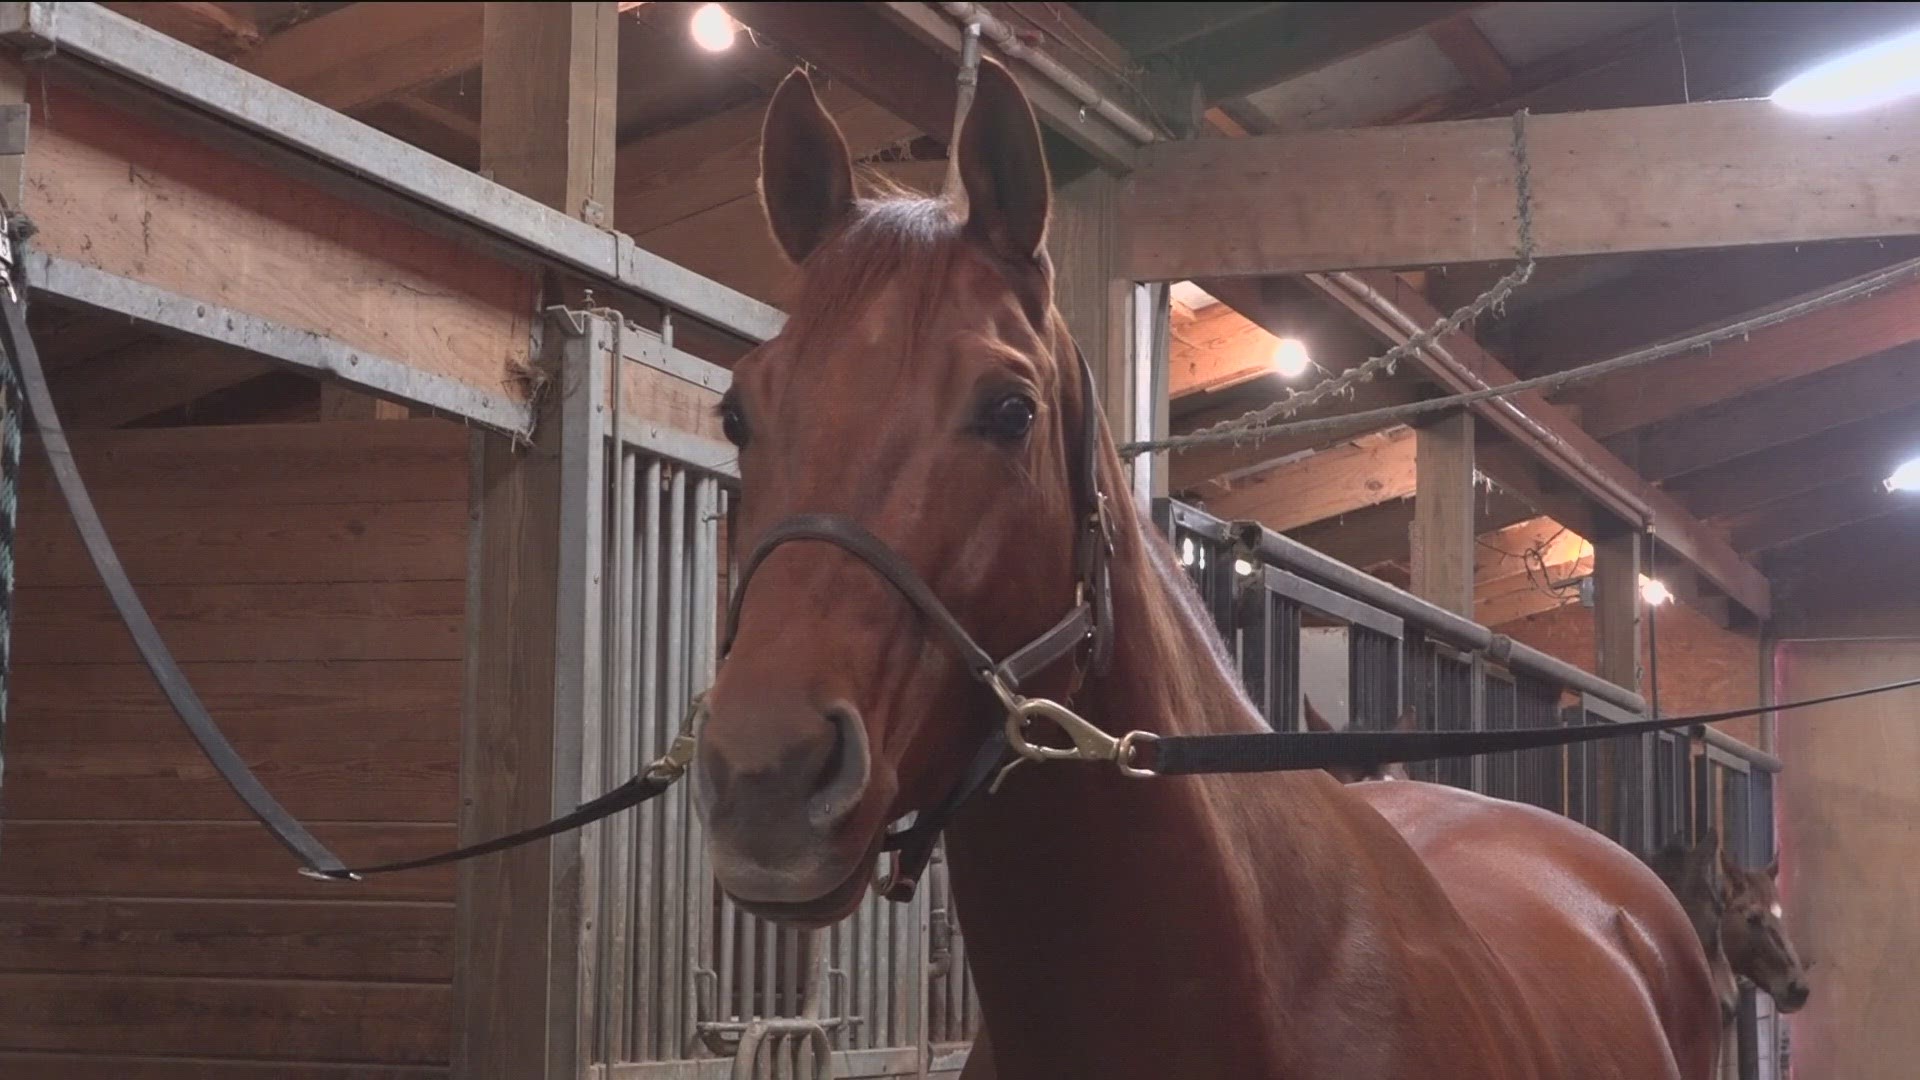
[986,671,1156,778]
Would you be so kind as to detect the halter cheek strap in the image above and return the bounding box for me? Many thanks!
[719,346,1115,902]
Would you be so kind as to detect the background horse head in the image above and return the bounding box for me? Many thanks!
[692,59,1093,926]
[1719,845,1811,1012]
[1302,696,1411,782]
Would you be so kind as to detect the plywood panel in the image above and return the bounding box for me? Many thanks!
[4,660,459,821]
[24,88,535,400]
[13,581,464,665]
[17,500,467,587]
[1775,639,1920,1080]
[0,896,452,982]
[0,823,456,902]
[19,420,469,510]
[0,973,449,1063]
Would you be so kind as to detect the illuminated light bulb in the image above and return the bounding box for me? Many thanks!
[1179,537,1197,568]
[1772,25,1920,114]
[1885,454,1920,492]
[691,3,737,52]
[1233,558,1255,577]
[1639,576,1672,607]
[1271,337,1312,380]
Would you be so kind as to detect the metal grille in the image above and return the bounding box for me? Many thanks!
[1404,641,1474,789]
[1512,675,1567,814]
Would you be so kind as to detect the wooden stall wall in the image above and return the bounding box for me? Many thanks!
[1495,600,1765,745]
[1769,514,1920,1080]
[0,419,469,1079]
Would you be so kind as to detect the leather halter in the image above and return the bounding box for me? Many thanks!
[718,343,1115,902]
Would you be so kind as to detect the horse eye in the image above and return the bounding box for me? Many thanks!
[975,393,1037,444]
[719,401,750,448]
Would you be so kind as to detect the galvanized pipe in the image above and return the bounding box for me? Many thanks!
[935,2,1161,145]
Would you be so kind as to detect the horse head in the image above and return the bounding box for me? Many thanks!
[691,61,1097,926]
[1719,846,1810,1012]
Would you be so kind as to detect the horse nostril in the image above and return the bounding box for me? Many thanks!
[808,703,870,831]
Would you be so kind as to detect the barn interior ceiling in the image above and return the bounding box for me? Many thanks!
[68,0,1920,628]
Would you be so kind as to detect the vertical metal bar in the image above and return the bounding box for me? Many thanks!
[634,457,663,1058]
[687,475,718,1051]
[661,467,689,1056]
[890,892,911,1048]
[1468,653,1488,795]
[602,444,637,1063]
[739,903,759,1025]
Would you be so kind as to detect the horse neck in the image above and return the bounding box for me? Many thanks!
[943,485,1366,1057]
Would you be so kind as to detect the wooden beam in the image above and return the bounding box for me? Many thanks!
[1193,428,1416,530]
[1286,487,1540,575]
[105,2,260,57]
[1554,271,1920,439]
[1169,301,1279,398]
[1667,404,1920,520]
[1592,528,1642,691]
[1312,271,1771,619]
[458,8,618,1079]
[240,3,483,114]
[1619,343,1920,481]
[1119,97,1920,282]
[1725,479,1908,554]
[1167,375,1423,491]
[479,2,619,223]
[726,2,955,140]
[1181,2,1486,105]
[1425,14,1510,96]
[1411,410,1476,615]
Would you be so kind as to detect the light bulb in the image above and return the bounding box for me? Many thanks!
[1233,558,1255,577]
[1271,337,1311,380]
[691,4,736,52]
[1772,25,1920,115]
[1179,537,1197,568]
[1885,454,1920,492]
[1639,576,1672,607]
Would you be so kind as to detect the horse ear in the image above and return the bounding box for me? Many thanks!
[956,57,1052,265]
[760,70,857,266]
[1303,697,1331,733]
[1719,844,1745,891]
[1766,855,1780,880]
[1393,706,1417,733]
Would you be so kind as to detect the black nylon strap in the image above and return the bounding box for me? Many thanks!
[1145,676,1920,777]
[0,262,349,877]
[306,761,688,880]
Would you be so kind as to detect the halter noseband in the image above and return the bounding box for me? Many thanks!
[718,343,1122,902]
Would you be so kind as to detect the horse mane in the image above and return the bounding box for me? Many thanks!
[778,194,969,344]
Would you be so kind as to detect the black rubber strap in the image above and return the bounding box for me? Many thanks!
[0,268,349,877]
[1145,676,1920,777]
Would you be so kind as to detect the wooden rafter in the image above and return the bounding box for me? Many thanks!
[1725,481,1909,554]
[1164,2,1486,105]
[1620,344,1920,482]
[105,2,260,57]
[1424,14,1510,96]
[239,3,484,114]
[1192,428,1417,531]
[1119,96,1920,282]
[1666,404,1920,521]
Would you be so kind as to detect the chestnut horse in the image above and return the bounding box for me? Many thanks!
[693,60,1718,1079]
[1649,829,1810,1021]
[1303,696,1412,782]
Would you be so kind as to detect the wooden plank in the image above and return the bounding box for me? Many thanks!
[614,82,917,237]
[1666,404,1920,520]
[1555,273,1920,438]
[0,1053,445,1080]
[1725,480,1904,554]
[1119,96,1920,281]
[1167,378,1424,490]
[1169,301,1280,398]
[1317,271,1771,619]
[1286,488,1540,574]
[726,3,955,141]
[1426,15,1510,96]
[46,341,268,428]
[1194,429,1416,531]
[17,500,467,587]
[1619,343,1920,481]
[1178,2,1485,104]
[239,3,481,114]
[13,580,463,665]
[25,87,537,406]
[1411,410,1476,616]
[0,972,448,1064]
[0,896,452,983]
[4,660,459,822]
[20,420,469,510]
[0,822,455,901]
